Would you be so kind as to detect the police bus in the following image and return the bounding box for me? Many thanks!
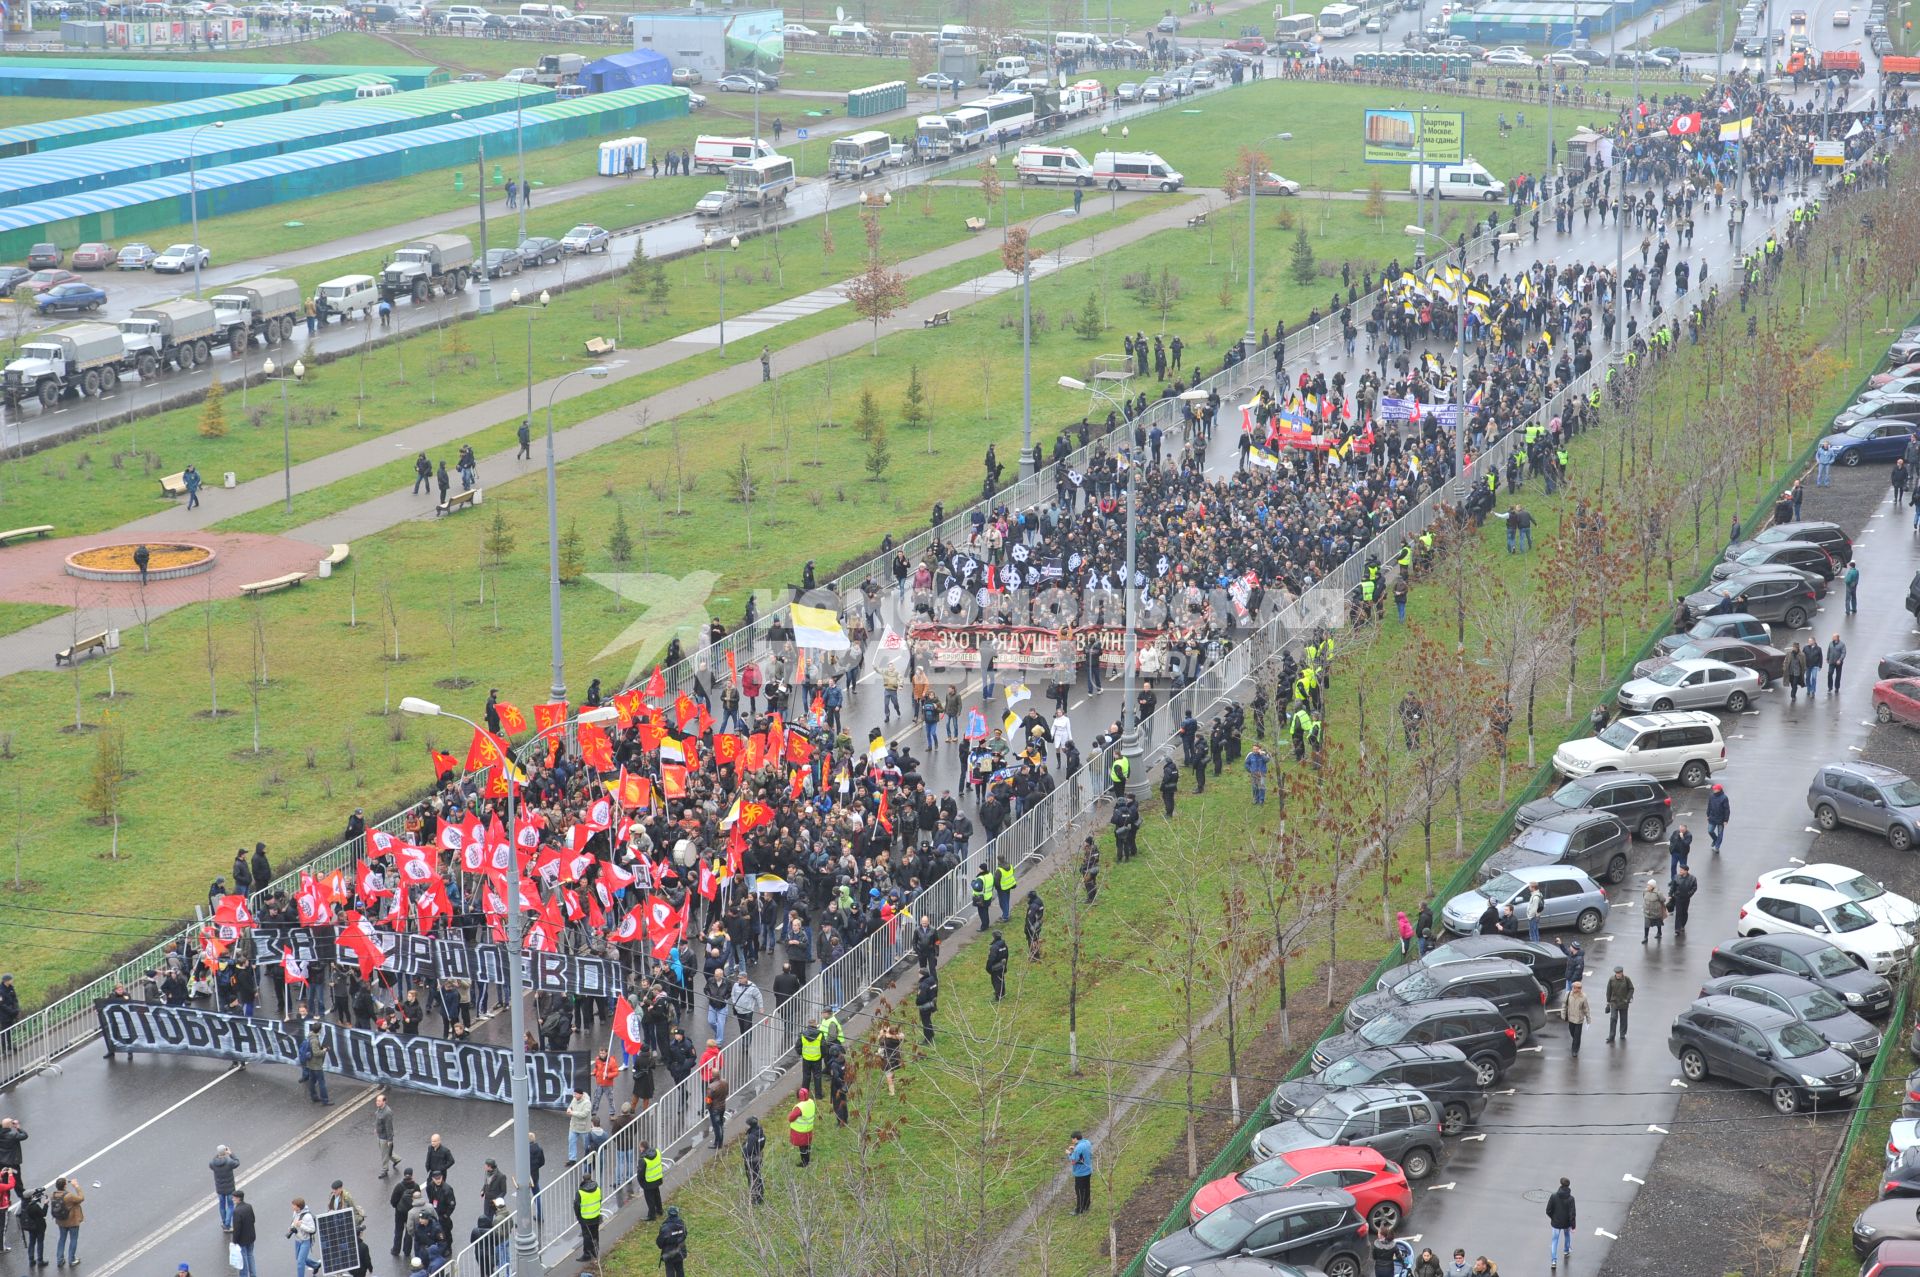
[1272,11,1317,39]
[974,91,1038,139]
[725,154,797,205]
[829,130,894,178]
[1316,2,1364,36]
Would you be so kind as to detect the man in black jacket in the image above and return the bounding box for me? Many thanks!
[388,1171,420,1257]
[1668,865,1698,936]
[985,932,1009,1002]
[915,972,938,1044]
[1546,1177,1576,1270]
[424,1135,454,1180]
[655,1207,688,1277]
[230,1190,258,1277]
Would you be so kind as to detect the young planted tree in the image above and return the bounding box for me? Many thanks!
[199,375,227,437]
[843,212,909,355]
[606,503,633,564]
[1288,227,1316,287]
[83,712,129,860]
[729,440,758,549]
[1126,820,1221,1177]
[557,517,586,583]
[900,364,931,454]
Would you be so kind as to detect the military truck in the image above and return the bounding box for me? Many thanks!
[378,233,474,304]
[210,277,303,348]
[118,297,218,378]
[3,322,124,409]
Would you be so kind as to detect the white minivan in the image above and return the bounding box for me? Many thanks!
[313,273,378,323]
[517,2,566,20]
[1091,150,1184,191]
[1410,157,1506,201]
[994,54,1032,79]
[1053,30,1105,56]
[827,22,877,43]
[439,2,490,23]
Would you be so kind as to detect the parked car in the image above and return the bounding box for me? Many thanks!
[1616,657,1764,715]
[1738,882,1913,975]
[1710,539,1836,583]
[1442,865,1611,939]
[1822,416,1920,462]
[560,224,609,254]
[151,243,211,273]
[1268,1043,1489,1134]
[1877,679,1920,729]
[1484,47,1534,64]
[1669,994,1862,1114]
[715,74,762,92]
[1247,1083,1445,1178]
[1115,81,1142,101]
[917,72,961,89]
[1111,36,1146,52]
[694,189,739,218]
[1191,1145,1412,1234]
[1861,1239,1920,1277]
[1478,810,1633,888]
[1707,933,1895,1015]
[1654,613,1774,659]
[1853,1197,1920,1261]
[69,242,115,270]
[1551,710,1727,787]
[1862,377,1920,401]
[115,243,157,270]
[516,236,563,267]
[25,243,61,268]
[1378,935,1570,997]
[1250,171,1301,196]
[1516,771,1670,842]
[1699,972,1880,1061]
[0,266,32,297]
[1343,956,1548,1043]
[1809,760,1920,852]
[1679,569,1822,632]
[1724,519,1853,566]
[671,66,702,85]
[482,248,523,278]
[17,268,77,294]
[1633,637,1786,689]
[1614,48,1673,66]
[1310,996,1518,1086]
[1882,651,1920,679]
[1756,863,1919,933]
[1141,1187,1369,1277]
[33,281,107,313]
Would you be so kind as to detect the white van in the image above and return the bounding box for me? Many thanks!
[354,81,397,97]
[1091,150,1184,191]
[827,22,877,43]
[1410,157,1505,200]
[313,273,377,323]
[994,54,1032,79]
[439,2,489,23]
[516,2,565,20]
[1053,30,1104,55]
[1016,144,1094,186]
[693,134,776,173]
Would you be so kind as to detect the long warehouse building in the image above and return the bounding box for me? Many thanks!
[0,56,444,100]
[0,75,397,159]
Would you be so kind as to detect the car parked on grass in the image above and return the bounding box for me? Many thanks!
[1698,972,1881,1061]
[1250,170,1301,195]
[1756,863,1920,933]
[1809,760,1920,853]
[1442,865,1611,939]
[1632,637,1786,689]
[1478,810,1633,888]
[1267,1043,1490,1134]
[1617,657,1764,715]
[1707,933,1895,1015]
[560,224,609,254]
[1247,1084,1445,1179]
[115,243,156,270]
[1551,710,1726,787]
[1144,1187,1369,1277]
[1310,996,1519,1086]
[1738,882,1913,975]
[1190,1145,1412,1233]
[33,281,107,313]
[1679,569,1822,632]
[1342,955,1548,1043]
[69,242,114,270]
[1669,994,1862,1114]
[1710,539,1836,583]
[151,243,210,273]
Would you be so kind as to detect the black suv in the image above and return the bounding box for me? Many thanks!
[1680,568,1823,632]
[1725,519,1853,567]
[1311,996,1518,1087]
[1710,539,1837,584]
[1142,1187,1369,1277]
[1384,935,1572,993]
[1515,771,1673,843]
[1669,994,1862,1114]
[1478,810,1633,886]
[1269,1043,1490,1134]
[1342,957,1548,1044]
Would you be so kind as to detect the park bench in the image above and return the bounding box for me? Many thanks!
[239,572,307,597]
[0,524,53,545]
[55,631,110,665]
[922,310,951,329]
[323,544,350,568]
[437,488,479,517]
[584,337,615,357]
[964,216,986,232]
[1186,211,1208,229]
[159,471,189,498]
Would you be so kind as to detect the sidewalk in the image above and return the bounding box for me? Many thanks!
[0,191,1199,679]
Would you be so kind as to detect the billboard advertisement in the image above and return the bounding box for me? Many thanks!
[725,8,784,72]
[1362,108,1465,164]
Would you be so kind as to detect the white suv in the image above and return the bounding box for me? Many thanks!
[1551,711,1726,787]
[1738,884,1913,975]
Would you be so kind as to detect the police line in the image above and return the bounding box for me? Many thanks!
[94,1000,582,1107]
[242,922,622,999]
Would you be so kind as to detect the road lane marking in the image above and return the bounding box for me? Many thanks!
[490,1117,515,1137]
[1623,1173,1646,1185]
[1596,1228,1620,1240]
[54,1065,241,1184]
[1426,1182,1456,1191]
[1648,1124,1669,1133]
[1459,1134,1487,1142]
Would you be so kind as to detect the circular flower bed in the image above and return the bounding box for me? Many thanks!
[66,542,216,583]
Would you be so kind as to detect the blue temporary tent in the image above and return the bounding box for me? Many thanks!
[582,49,671,95]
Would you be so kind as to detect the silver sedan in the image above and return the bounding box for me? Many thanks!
[1617,657,1763,714]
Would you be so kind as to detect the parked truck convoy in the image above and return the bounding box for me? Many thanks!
[117,298,218,378]
[210,277,303,348]
[3,322,125,408]
[379,233,474,304]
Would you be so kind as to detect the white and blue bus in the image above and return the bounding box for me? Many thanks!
[1317,2,1364,35]
[1272,11,1317,39]
[829,130,894,178]
[975,91,1038,140]
[943,106,992,150]
[725,155,797,205]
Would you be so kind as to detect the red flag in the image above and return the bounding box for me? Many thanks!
[725,649,738,685]
[297,873,335,926]
[464,819,491,873]
[385,883,409,932]
[643,895,684,960]
[682,738,702,773]
[612,995,647,1053]
[611,689,644,727]
[429,749,459,780]
[876,787,893,834]
[212,894,257,930]
[786,733,814,766]
[495,702,528,735]
[416,879,452,934]
[637,721,667,753]
[356,859,392,907]
[660,763,688,800]
[579,722,614,771]
[767,715,785,762]
[739,800,774,831]
[712,734,743,768]
[674,692,696,730]
[465,728,511,774]
[533,701,569,736]
[281,947,309,986]
[608,909,644,945]
[789,768,806,800]
[337,911,390,980]
[643,666,666,700]
[601,859,637,893]
[726,822,746,876]
[482,769,515,800]
[744,734,767,772]
[697,859,718,901]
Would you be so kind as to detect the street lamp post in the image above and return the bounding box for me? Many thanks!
[454,114,495,316]
[185,121,223,300]
[260,356,304,514]
[397,698,619,1277]
[543,364,610,703]
[510,287,535,447]
[702,233,740,351]
[1244,132,1293,358]
[515,89,529,245]
[1020,207,1079,479]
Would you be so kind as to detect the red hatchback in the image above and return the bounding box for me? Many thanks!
[1223,35,1269,51]
[1189,1145,1413,1234]
[1875,679,1920,729]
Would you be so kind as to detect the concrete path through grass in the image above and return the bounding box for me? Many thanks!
[0,191,1198,679]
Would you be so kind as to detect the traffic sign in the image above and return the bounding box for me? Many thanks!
[1813,139,1845,165]
[797,128,809,140]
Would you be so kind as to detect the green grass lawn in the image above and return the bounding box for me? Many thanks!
[780,51,917,90]
[0,95,162,126]
[1113,79,1614,194]
[194,30,621,76]
[1649,0,1736,52]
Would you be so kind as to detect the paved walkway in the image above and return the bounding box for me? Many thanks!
[0,191,1196,679]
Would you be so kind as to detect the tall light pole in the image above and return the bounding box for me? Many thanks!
[1244,131,1292,358]
[397,698,618,1277]
[1020,207,1079,478]
[511,287,536,447]
[515,88,529,245]
[454,114,494,316]
[260,356,304,514]
[543,364,610,703]
[185,121,223,300]
[702,232,740,351]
